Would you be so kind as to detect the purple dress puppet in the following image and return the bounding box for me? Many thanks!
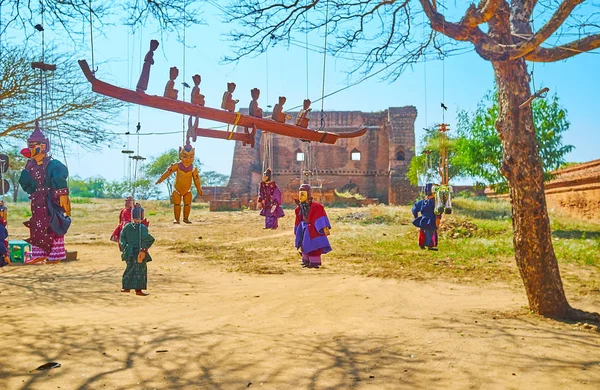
[257,168,284,229]
[294,184,332,268]
[19,121,71,262]
[0,223,9,267]
[412,183,439,251]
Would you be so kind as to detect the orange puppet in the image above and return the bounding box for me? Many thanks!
[155,143,203,224]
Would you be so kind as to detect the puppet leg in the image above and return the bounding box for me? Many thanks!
[183,192,193,223]
[307,249,322,268]
[172,191,182,223]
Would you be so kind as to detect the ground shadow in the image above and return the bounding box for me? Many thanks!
[552,230,600,239]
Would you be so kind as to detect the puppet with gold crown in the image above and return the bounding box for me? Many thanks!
[18,120,71,263]
[155,142,203,224]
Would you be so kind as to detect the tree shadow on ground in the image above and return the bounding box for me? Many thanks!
[0,320,429,390]
[1,308,599,389]
[452,204,512,220]
[419,311,600,388]
[552,230,600,239]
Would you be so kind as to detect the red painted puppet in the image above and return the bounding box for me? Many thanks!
[111,196,134,245]
[19,121,71,263]
[0,201,9,267]
[294,184,332,268]
[257,168,284,229]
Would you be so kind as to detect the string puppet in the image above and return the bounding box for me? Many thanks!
[257,168,284,229]
[0,201,9,267]
[411,183,440,251]
[294,184,332,268]
[19,121,71,263]
[120,205,155,296]
[155,142,203,224]
[111,196,134,247]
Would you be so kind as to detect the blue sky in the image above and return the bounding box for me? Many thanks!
[22,4,600,183]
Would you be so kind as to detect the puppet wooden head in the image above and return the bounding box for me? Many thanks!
[299,183,312,203]
[150,40,159,51]
[21,120,49,161]
[169,66,179,81]
[251,88,260,100]
[192,74,201,87]
[179,143,195,168]
[227,82,237,93]
[263,168,272,183]
[125,196,134,208]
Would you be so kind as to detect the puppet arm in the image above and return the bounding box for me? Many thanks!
[155,163,178,184]
[192,167,203,196]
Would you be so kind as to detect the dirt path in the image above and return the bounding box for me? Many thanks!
[1,243,598,389]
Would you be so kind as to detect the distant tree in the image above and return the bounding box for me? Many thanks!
[2,149,27,202]
[455,91,573,193]
[105,180,132,199]
[69,176,93,198]
[407,127,464,186]
[201,171,229,187]
[132,179,161,201]
[145,149,179,196]
[144,149,203,199]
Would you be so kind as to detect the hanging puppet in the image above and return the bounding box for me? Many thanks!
[412,183,440,251]
[294,184,332,268]
[120,205,155,296]
[19,120,71,263]
[257,168,284,229]
[0,202,9,267]
[0,200,6,226]
[134,202,150,227]
[155,142,203,224]
[111,196,134,245]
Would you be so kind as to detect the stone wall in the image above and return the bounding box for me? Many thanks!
[224,107,419,206]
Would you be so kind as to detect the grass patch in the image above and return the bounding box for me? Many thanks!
[5,197,599,297]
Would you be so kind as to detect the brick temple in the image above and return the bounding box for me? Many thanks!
[202,106,419,208]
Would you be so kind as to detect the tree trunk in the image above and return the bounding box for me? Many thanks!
[493,59,598,321]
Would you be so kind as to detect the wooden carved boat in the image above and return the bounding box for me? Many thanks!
[78,60,366,145]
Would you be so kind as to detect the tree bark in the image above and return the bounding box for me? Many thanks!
[493,58,598,321]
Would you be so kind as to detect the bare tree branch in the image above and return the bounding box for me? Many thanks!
[0,42,122,149]
[461,0,502,28]
[0,0,201,39]
[525,33,600,62]
[506,0,586,59]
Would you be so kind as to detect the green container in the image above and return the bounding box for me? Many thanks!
[9,241,30,263]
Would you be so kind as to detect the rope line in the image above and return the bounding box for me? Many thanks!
[89,0,95,74]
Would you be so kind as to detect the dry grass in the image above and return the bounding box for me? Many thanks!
[4,197,599,296]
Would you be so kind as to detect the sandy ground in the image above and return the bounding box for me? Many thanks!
[1,204,599,389]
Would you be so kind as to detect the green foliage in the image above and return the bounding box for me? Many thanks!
[454,90,573,193]
[202,170,230,187]
[132,178,161,200]
[410,90,573,192]
[334,190,366,200]
[407,127,464,186]
[0,148,27,201]
[144,149,205,195]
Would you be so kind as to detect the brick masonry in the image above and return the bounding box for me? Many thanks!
[204,106,419,206]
